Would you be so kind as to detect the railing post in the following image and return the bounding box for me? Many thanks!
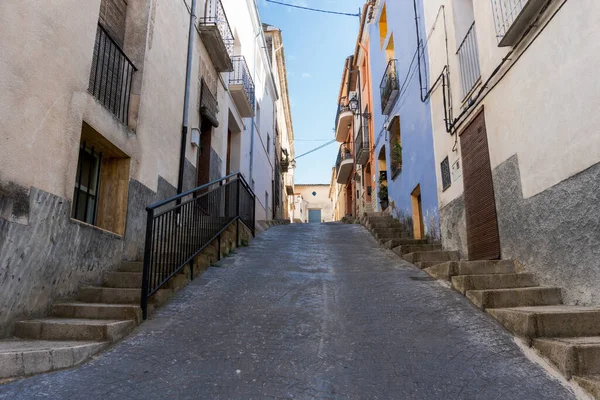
[140,208,154,320]
[236,177,241,246]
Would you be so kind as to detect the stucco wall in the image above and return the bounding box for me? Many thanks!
[369,0,440,237]
[494,156,600,306]
[0,188,123,338]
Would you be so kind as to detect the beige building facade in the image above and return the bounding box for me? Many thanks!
[295,184,333,223]
[0,0,292,337]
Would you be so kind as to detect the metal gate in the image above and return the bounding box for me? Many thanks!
[308,209,322,224]
[460,108,501,260]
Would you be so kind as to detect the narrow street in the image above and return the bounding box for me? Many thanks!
[0,224,574,399]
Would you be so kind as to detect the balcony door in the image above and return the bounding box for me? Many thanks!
[460,109,501,260]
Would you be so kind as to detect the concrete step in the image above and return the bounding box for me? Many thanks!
[466,287,562,309]
[415,261,448,270]
[80,286,140,304]
[14,318,136,342]
[403,251,460,264]
[52,303,142,324]
[382,239,427,249]
[393,244,442,256]
[103,272,142,288]
[120,261,143,272]
[371,227,407,236]
[533,337,600,378]
[425,260,516,280]
[573,375,600,399]
[487,306,600,340]
[367,221,403,230]
[452,273,537,295]
[0,340,109,379]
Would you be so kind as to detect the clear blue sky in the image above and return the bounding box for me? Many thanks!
[258,0,365,184]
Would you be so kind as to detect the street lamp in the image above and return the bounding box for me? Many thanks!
[348,93,371,119]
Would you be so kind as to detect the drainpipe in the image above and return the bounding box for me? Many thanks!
[177,0,197,196]
[249,31,261,189]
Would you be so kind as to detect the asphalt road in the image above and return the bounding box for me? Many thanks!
[0,223,575,399]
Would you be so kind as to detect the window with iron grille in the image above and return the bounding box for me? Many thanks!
[72,143,103,224]
[441,156,451,191]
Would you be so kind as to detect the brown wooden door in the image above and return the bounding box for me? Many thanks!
[197,123,212,187]
[460,109,501,260]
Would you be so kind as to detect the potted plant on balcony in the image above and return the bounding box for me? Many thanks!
[378,183,389,211]
[343,146,351,159]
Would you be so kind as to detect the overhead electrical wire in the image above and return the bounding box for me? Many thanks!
[265,0,360,17]
[295,139,337,160]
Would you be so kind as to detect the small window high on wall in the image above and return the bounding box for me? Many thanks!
[379,3,388,49]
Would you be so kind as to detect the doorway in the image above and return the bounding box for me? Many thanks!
[308,209,322,223]
[411,184,425,239]
[460,108,501,260]
[197,120,212,187]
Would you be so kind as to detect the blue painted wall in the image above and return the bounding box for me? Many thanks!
[369,0,440,238]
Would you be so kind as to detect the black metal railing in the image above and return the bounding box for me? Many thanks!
[355,118,370,164]
[199,0,234,57]
[141,173,255,319]
[336,143,353,174]
[379,59,399,115]
[200,79,219,117]
[334,97,351,133]
[89,24,136,124]
[230,55,255,112]
[457,22,481,98]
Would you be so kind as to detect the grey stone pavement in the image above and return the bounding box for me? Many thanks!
[0,223,576,399]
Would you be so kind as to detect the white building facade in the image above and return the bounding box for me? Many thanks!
[423,0,600,305]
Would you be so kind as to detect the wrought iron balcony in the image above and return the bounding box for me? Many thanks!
[280,151,290,173]
[229,55,255,118]
[379,59,399,115]
[198,0,234,72]
[355,118,370,166]
[491,0,547,47]
[88,24,136,124]
[334,99,353,142]
[457,22,481,98]
[200,79,219,127]
[336,143,354,184]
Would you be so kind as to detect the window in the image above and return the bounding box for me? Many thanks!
[379,3,388,49]
[256,104,261,131]
[441,157,451,191]
[267,134,270,155]
[72,144,102,224]
[72,122,131,235]
[389,116,402,178]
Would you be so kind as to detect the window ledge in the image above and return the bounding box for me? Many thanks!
[69,218,123,240]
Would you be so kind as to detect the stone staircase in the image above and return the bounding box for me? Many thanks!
[360,212,600,399]
[0,223,245,380]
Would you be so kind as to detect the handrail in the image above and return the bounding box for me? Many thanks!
[141,172,255,319]
[146,172,254,211]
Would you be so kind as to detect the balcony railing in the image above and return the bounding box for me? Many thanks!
[334,98,353,142]
[336,144,353,173]
[379,59,400,115]
[491,0,547,46]
[229,55,255,117]
[457,22,481,98]
[199,0,234,71]
[355,118,370,165]
[89,24,136,124]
